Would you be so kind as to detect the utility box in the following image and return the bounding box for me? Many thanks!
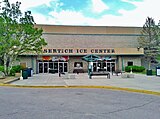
[27,68,33,77]
[146,69,152,76]
[156,66,160,76]
[22,69,28,79]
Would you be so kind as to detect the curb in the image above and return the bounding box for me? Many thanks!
[3,78,20,84]
[0,84,160,96]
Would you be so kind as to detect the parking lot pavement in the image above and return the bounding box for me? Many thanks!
[10,73,160,92]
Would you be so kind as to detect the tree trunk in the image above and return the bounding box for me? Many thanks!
[8,56,15,76]
[3,54,8,76]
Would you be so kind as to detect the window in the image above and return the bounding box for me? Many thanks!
[20,62,27,69]
[74,62,83,68]
[128,61,133,66]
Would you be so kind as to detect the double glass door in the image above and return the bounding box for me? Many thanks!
[38,62,68,73]
[93,60,115,72]
[106,62,115,72]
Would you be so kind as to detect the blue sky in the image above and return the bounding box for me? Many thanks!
[6,0,160,26]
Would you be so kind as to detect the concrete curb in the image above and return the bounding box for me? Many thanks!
[3,78,20,84]
[0,84,160,96]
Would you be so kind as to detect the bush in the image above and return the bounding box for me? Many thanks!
[10,68,16,76]
[125,66,145,72]
[0,65,22,76]
[0,66,4,72]
[12,65,23,73]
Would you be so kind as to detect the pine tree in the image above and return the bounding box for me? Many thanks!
[138,17,160,69]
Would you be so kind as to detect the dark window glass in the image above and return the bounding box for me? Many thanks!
[128,61,133,66]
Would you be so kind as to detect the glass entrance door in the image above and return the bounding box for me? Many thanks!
[111,63,115,72]
[92,60,116,72]
[44,63,48,73]
[54,62,58,73]
[38,62,48,73]
[59,62,63,73]
[58,62,68,73]
[64,63,68,72]
[107,63,111,72]
[38,62,68,73]
[38,63,43,73]
[93,63,97,72]
[106,62,115,72]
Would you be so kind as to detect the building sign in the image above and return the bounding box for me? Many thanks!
[43,48,115,54]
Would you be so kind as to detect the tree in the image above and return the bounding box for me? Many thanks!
[0,0,47,75]
[138,17,160,69]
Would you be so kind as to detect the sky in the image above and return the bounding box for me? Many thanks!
[3,0,160,26]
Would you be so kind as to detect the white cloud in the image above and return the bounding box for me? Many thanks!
[33,14,57,25]
[2,0,160,26]
[91,0,109,13]
[7,0,52,11]
[116,0,160,26]
[49,10,92,25]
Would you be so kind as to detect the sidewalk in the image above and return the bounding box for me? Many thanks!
[10,73,160,93]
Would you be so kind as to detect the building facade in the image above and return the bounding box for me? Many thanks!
[16,25,144,74]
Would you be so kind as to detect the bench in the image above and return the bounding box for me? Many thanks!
[112,70,122,76]
[89,71,110,79]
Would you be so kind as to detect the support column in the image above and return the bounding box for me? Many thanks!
[118,56,124,71]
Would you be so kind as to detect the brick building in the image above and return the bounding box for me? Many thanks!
[16,25,144,74]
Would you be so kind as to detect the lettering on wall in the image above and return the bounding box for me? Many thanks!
[43,48,115,54]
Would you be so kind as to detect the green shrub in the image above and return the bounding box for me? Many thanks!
[125,66,145,72]
[0,65,22,76]
[9,68,16,76]
[0,66,4,72]
[12,65,23,73]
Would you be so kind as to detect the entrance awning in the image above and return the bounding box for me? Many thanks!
[82,54,100,62]
[82,55,112,62]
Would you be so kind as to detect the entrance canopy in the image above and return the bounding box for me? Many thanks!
[96,56,111,61]
[82,54,100,62]
[82,55,112,62]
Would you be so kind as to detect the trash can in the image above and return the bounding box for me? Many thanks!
[146,69,152,76]
[156,66,160,76]
[22,69,28,79]
[27,68,33,77]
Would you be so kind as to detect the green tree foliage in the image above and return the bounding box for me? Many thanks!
[0,0,47,75]
[138,17,160,69]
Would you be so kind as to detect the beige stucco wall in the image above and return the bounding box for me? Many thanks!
[68,56,88,73]
[117,56,142,71]
[14,56,37,74]
[123,56,141,66]
[42,34,140,49]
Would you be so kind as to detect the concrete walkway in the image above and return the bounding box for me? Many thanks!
[10,73,160,93]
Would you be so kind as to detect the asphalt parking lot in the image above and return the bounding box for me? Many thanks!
[0,87,160,119]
